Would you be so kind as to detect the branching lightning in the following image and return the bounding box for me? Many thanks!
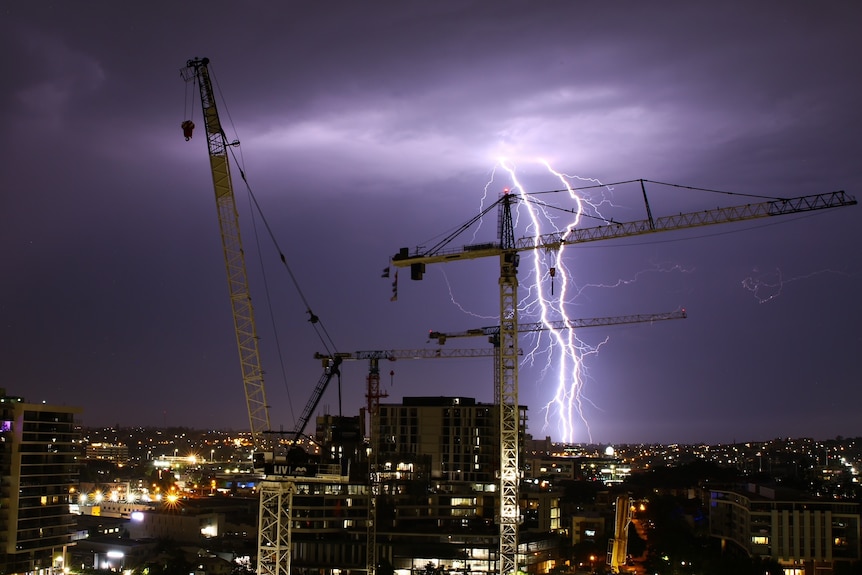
[741,267,785,304]
[442,272,497,320]
[415,159,853,443]
[568,262,694,300]
[482,159,691,443]
[434,159,691,442]
[492,158,616,443]
[742,267,850,304]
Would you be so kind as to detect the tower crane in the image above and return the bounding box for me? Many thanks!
[313,349,508,436]
[183,58,312,575]
[181,57,270,447]
[390,186,856,575]
[429,310,687,345]
[429,309,687,407]
[313,348,513,420]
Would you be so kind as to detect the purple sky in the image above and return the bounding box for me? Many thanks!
[2,2,860,444]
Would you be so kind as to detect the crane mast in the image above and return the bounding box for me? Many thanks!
[391,187,856,575]
[497,193,521,575]
[181,57,271,445]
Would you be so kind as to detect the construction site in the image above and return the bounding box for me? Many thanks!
[179,56,857,575]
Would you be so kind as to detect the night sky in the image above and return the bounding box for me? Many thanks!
[2,2,860,445]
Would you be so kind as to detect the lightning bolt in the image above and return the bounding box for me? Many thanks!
[442,272,497,320]
[496,158,614,443]
[742,267,851,304]
[741,267,785,304]
[442,159,688,442]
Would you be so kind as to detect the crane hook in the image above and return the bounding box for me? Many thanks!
[181,120,195,141]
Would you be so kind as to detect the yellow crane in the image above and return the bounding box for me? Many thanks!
[184,58,301,575]
[181,57,271,446]
[390,186,856,575]
[607,495,633,574]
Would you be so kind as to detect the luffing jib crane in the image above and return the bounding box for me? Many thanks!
[391,186,856,575]
[291,356,343,444]
[181,57,271,447]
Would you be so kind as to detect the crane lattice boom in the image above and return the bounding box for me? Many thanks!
[395,190,856,265]
[181,57,271,444]
[316,348,505,361]
[429,309,687,344]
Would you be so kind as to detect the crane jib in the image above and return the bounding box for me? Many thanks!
[392,190,857,265]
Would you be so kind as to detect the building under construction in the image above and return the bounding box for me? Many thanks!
[258,397,564,575]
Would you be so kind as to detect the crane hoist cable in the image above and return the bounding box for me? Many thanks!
[528,178,785,201]
[182,59,340,433]
[204,66,338,355]
[184,63,337,353]
[230,160,339,355]
[219,111,343,428]
[235,170,345,432]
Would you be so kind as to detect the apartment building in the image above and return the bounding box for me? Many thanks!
[0,390,81,573]
[709,484,861,573]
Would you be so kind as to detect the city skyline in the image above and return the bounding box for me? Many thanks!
[2,2,860,445]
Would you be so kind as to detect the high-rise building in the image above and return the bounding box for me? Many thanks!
[0,390,81,574]
[377,396,525,482]
[373,397,563,574]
